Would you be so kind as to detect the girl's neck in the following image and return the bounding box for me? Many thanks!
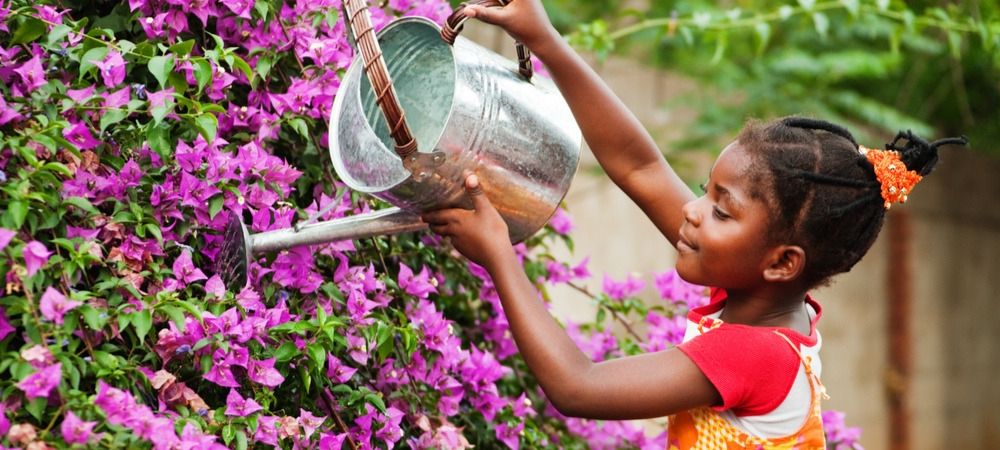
[718,288,812,335]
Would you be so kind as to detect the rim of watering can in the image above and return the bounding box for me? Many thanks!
[328,16,458,194]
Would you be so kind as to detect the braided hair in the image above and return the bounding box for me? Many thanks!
[737,117,968,287]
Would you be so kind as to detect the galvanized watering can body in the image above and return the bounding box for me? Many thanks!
[219,14,581,291]
[329,16,582,243]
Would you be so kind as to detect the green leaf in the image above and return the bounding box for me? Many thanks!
[193,59,213,93]
[168,39,196,56]
[227,54,254,82]
[876,0,889,11]
[710,31,727,65]
[148,55,176,89]
[79,47,110,79]
[812,12,829,39]
[307,343,327,369]
[12,17,46,44]
[274,342,299,363]
[195,113,218,143]
[235,430,248,450]
[754,22,771,56]
[839,0,859,17]
[146,122,173,158]
[132,309,153,343]
[797,0,815,11]
[254,0,270,19]
[947,31,962,59]
[80,305,109,330]
[100,108,128,133]
[5,200,28,229]
[94,350,118,369]
[255,55,274,81]
[364,392,386,413]
[63,196,99,215]
[222,424,235,445]
[158,305,187,331]
[208,194,225,219]
[289,118,310,139]
[26,397,47,421]
[46,24,74,46]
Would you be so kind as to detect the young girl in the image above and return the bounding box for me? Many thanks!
[421,1,967,447]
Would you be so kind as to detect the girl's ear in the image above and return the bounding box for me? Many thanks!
[762,245,806,282]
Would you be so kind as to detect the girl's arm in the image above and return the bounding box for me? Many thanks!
[465,1,695,245]
[422,177,720,419]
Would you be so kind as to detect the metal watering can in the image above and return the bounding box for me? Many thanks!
[219,0,581,290]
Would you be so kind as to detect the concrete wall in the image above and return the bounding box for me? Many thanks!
[463,22,1000,449]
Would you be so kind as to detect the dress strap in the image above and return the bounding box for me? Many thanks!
[772,330,830,401]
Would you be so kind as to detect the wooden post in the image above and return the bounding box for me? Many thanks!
[887,209,912,450]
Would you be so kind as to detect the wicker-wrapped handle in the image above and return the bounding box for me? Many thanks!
[441,0,533,80]
[342,0,419,160]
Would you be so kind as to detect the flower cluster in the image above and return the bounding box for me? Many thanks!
[0,0,863,448]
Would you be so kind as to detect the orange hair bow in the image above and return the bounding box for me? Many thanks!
[859,145,922,209]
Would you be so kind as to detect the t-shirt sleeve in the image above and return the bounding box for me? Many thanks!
[677,326,801,416]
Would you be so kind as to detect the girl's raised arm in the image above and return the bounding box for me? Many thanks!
[464,0,695,245]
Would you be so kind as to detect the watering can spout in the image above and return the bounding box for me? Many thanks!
[217,208,426,291]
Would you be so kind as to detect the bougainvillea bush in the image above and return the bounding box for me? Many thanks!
[0,0,864,448]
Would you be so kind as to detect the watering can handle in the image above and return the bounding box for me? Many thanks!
[441,0,534,80]
[341,0,419,160]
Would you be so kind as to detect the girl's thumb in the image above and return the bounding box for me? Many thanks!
[464,174,491,211]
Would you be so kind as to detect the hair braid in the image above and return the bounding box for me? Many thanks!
[739,117,967,287]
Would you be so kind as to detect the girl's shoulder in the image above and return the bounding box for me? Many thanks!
[677,288,822,416]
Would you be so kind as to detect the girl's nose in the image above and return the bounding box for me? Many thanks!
[681,198,700,226]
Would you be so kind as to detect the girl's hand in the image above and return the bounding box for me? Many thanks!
[463,0,560,53]
[421,174,513,268]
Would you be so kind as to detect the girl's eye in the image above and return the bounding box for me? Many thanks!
[712,206,730,220]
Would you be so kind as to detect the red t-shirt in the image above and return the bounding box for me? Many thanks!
[677,288,822,417]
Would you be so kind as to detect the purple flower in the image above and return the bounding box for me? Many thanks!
[65,86,96,103]
[172,250,207,286]
[61,411,97,445]
[318,432,346,449]
[225,389,262,417]
[248,357,285,387]
[298,409,325,439]
[14,55,46,92]
[94,49,126,87]
[0,228,12,251]
[220,0,252,19]
[203,351,241,388]
[653,269,708,308]
[495,421,523,450]
[548,207,574,234]
[0,95,23,126]
[326,354,358,383]
[641,312,686,351]
[254,415,279,446]
[21,344,54,368]
[398,263,437,299]
[205,275,226,298]
[39,286,81,324]
[17,362,61,400]
[0,410,8,437]
[0,307,14,340]
[63,121,102,150]
[823,410,864,449]
[23,240,52,277]
[103,85,131,109]
[602,273,646,301]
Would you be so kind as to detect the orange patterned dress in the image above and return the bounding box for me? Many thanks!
[666,330,827,450]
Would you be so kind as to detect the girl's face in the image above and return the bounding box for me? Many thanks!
[676,141,778,289]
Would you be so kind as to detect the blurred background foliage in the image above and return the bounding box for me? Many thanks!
[497,0,1000,156]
